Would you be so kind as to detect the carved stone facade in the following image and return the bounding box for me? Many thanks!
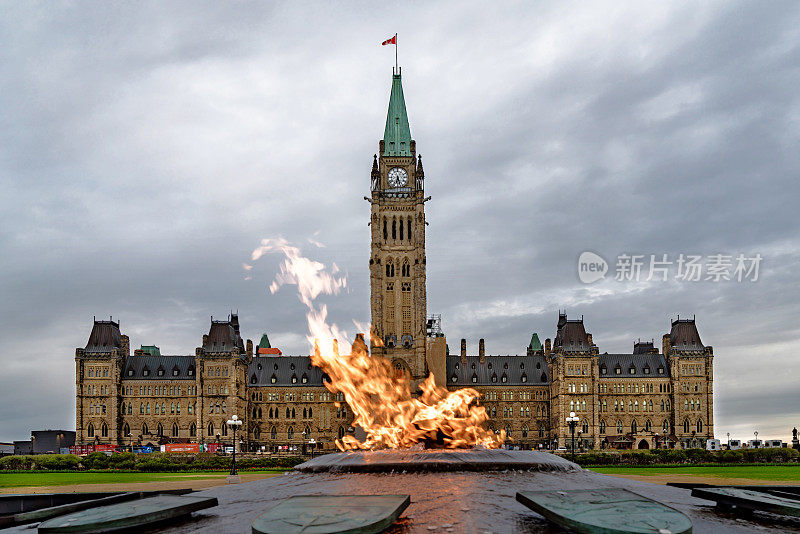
[74,72,714,451]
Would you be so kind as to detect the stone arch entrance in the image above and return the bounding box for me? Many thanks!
[638,439,650,449]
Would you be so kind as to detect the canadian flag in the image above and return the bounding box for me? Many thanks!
[382,35,397,46]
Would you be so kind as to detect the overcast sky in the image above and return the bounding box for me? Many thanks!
[1,1,798,443]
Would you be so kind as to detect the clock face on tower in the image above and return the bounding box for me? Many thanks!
[387,167,408,188]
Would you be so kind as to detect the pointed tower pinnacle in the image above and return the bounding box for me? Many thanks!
[383,73,412,157]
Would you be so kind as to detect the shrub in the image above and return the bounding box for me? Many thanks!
[109,452,136,470]
[82,452,111,470]
[0,455,34,470]
[685,448,714,464]
[34,454,81,470]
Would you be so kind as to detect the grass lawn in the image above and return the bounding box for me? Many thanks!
[0,469,287,488]
[589,465,800,482]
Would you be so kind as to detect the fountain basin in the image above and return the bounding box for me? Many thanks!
[295,448,580,473]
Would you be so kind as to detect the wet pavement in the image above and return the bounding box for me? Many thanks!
[5,451,800,533]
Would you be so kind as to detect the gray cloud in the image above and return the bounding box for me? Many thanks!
[1,1,798,442]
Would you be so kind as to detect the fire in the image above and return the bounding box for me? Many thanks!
[250,238,504,450]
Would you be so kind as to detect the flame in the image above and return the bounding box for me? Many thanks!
[251,238,504,450]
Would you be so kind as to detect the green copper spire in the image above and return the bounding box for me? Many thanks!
[383,74,412,157]
[528,333,542,352]
[258,333,271,349]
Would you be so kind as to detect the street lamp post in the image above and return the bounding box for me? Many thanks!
[566,412,579,463]
[226,415,243,478]
[754,430,758,448]
[727,432,730,449]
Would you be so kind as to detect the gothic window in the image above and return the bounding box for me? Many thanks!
[617,420,623,434]
[399,218,404,240]
[287,426,294,440]
[271,426,277,440]
[522,425,528,438]
[392,218,397,240]
[142,423,149,435]
[123,423,130,436]
[645,419,652,431]
[146,403,150,415]
[190,424,196,437]
[172,366,180,376]
[697,419,703,432]
[683,419,690,433]
[253,427,260,440]
[407,216,412,242]
[660,400,665,411]
[87,424,94,438]
[501,373,508,383]
[303,408,307,418]
[309,407,313,418]
[157,366,164,377]
[208,422,214,436]
[157,423,163,436]
[258,407,262,419]
[663,420,669,433]
[172,423,179,437]
[582,421,588,433]
[292,408,296,418]
[338,426,345,439]
[631,420,637,433]
[269,407,273,418]
[286,407,290,418]
[221,423,228,437]
[253,407,258,419]
[383,217,388,241]
[599,420,606,434]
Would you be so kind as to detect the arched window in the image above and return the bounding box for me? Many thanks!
[392,218,397,240]
[269,407,274,418]
[190,424,196,437]
[407,216,412,242]
[287,426,294,440]
[522,425,528,438]
[253,407,258,419]
[304,425,311,437]
[222,402,227,414]
[172,423,179,437]
[662,420,669,434]
[599,420,606,434]
[157,423,163,436]
[292,408,296,418]
[631,420,637,434]
[617,420,623,434]
[87,423,95,437]
[338,426,345,439]
[383,217,387,241]
[221,423,228,437]
[399,218,404,240]
[286,407,290,418]
[308,407,313,418]
[101,422,108,437]
[645,419,652,431]
[582,421,588,433]
[683,419,690,433]
[254,426,261,440]
[270,426,277,440]
[697,419,703,433]
[258,407,262,419]
[208,422,214,437]
[123,423,130,436]
[146,402,150,415]
[142,423,149,435]
[121,402,126,414]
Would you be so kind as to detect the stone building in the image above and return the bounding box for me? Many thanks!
[75,70,714,451]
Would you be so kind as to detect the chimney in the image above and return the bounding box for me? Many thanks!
[479,339,486,363]
[202,334,208,347]
[460,338,467,360]
[545,338,551,357]
[246,339,253,357]
[120,335,130,357]
[586,333,593,346]
[662,334,671,356]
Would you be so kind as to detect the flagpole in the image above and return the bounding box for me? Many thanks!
[395,33,398,73]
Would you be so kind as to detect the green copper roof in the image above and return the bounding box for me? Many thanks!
[383,74,412,157]
[528,333,542,352]
[258,334,271,349]
[140,345,161,357]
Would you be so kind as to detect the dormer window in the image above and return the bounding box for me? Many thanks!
[301,373,308,384]
[274,363,279,371]
[290,363,295,371]
[503,363,508,370]
[291,374,297,384]
[157,367,165,377]
[455,363,460,370]
[600,366,607,375]
[471,363,476,370]
[257,363,262,370]
[501,373,507,383]
[451,374,458,383]
[127,369,134,377]
[487,362,492,370]
[615,366,621,375]
[491,373,498,383]
[536,362,541,369]
[658,367,664,374]
[142,367,150,377]
[270,374,277,384]
[251,374,258,384]
[471,373,477,383]
[520,363,524,369]
[521,373,527,383]
[644,366,651,374]
[172,366,180,376]
[629,367,636,374]
[187,366,195,376]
